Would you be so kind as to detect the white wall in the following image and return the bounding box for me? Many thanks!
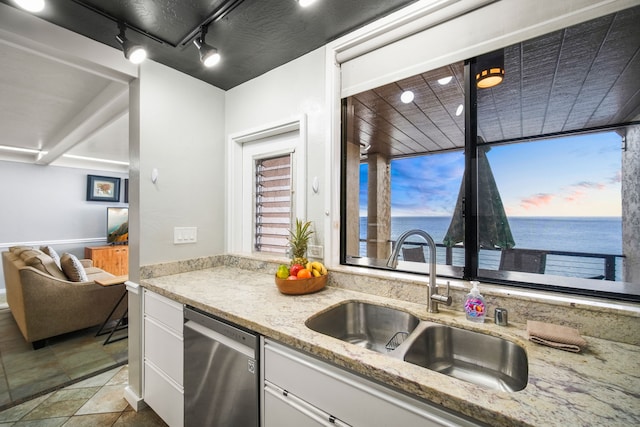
[225,47,328,249]
[132,60,226,266]
[0,160,128,290]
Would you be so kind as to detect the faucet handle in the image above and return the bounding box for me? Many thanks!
[431,281,452,306]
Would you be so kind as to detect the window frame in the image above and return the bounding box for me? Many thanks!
[339,59,639,302]
[227,116,307,255]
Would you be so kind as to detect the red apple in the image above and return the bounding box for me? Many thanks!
[287,275,298,280]
[289,264,304,277]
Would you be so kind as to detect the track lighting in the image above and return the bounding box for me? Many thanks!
[116,23,147,64]
[297,0,318,7]
[14,0,45,12]
[194,25,221,67]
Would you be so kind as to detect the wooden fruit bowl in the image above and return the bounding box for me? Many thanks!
[274,274,327,295]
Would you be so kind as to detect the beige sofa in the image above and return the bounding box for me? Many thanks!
[2,246,126,349]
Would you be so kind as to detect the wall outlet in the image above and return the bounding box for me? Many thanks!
[174,227,197,244]
[308,245,323,258]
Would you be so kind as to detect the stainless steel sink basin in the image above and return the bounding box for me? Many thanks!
[403,324,528,392]
[305,301,420,353]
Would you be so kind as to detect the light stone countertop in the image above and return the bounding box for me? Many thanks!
[141,266,640,427]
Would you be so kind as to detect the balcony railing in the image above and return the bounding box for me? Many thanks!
[362,239,623,281]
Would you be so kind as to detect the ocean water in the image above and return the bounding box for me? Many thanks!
[359,216,622,255]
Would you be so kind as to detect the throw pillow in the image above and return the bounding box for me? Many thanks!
[60,253,89,282]
[40,246,61,269]
[25,253,68,280]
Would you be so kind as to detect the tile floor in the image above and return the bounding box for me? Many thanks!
[0,365,167,426]
[0,307,127,408]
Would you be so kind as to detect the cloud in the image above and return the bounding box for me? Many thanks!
[564,189,585,202]
[521,193,554,210]
[610,170,621,184]
[573,181,605,190]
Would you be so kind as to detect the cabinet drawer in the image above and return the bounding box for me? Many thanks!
[144,289,183,333]
[145,361,184,427]
[144,317,183,385]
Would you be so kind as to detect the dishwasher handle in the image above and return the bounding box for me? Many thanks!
[184,306,257,351]
[185,320,255,358]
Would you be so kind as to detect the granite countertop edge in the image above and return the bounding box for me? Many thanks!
[141,266,640,427]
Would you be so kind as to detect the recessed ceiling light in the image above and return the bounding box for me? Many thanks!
[438,76,453,85]
[456,104,464,116]
[400,91,414,104]
[14,0,45,12]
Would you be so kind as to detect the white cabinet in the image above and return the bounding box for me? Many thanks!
[143,289,184,427]
[262,339,481,427]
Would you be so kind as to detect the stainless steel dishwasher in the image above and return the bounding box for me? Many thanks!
[184,306,259,427]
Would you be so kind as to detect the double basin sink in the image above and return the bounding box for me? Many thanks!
[305,301,528,392]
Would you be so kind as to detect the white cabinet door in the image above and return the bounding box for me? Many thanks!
[263,340,481,427]
[144,316,183,384]
[143,289,184,427]
[145,361,184,427]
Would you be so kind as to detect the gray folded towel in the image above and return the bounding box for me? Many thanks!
[527,320,587,353]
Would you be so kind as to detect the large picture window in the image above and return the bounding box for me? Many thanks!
[341,6,640,300]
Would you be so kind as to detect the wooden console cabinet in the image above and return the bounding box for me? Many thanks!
[85,245,129,276]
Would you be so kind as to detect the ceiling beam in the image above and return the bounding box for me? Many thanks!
[0,2,136,84]
[36,82,128,165]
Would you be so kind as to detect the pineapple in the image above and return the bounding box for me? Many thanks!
[289,218,313,266]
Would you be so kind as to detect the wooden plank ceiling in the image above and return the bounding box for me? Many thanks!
[350,5,640,159]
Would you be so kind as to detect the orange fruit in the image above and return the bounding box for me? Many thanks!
[297,268,312,279]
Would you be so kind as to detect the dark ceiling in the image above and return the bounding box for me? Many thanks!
[348,5,640,159]
[0,0,418,90]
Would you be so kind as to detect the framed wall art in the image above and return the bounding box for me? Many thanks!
[86,175,120,202]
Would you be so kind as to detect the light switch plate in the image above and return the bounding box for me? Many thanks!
[174,227,197,244]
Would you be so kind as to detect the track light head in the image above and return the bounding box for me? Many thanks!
[116,24,147,64]
[194,26,221,67]
[14,0,45,12]
[297,0,317,7]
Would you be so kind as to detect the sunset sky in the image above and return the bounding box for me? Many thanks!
[360,131,622,217]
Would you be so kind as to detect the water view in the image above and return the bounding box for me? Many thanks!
[360,216,622,255]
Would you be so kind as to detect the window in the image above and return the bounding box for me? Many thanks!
[254,154,292,254]
[341,7,640,300]
[228,117,305,255]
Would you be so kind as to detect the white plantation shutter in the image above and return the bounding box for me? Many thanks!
[255,154,292,254]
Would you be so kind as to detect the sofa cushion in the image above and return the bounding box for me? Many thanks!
[40,246,61,269]
[60,253,89,282]
[24,253,68,280]
[19,249,44,261]
[9,246,32,255]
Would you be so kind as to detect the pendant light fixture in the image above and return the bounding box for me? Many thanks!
[194,25,221,67]
[116,23,147,64]
[476,49,505,89]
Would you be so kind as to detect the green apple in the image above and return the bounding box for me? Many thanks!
[276,264,289,279]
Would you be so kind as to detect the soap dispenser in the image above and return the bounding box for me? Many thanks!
[464,281,486,323]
